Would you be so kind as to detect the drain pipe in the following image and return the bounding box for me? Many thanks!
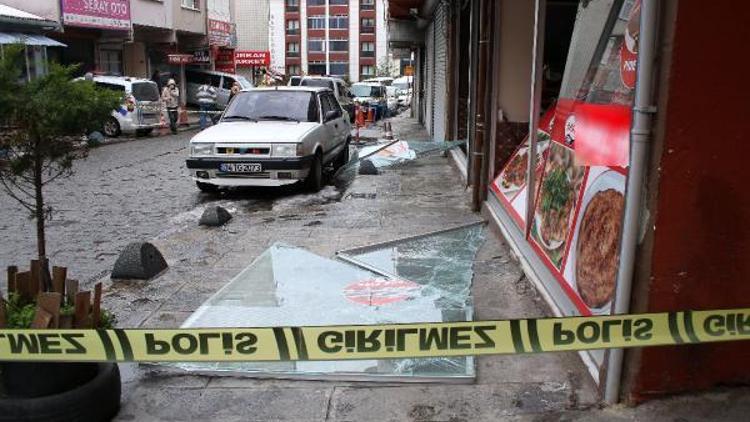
[604,0,659,404]
[470,0,489,211]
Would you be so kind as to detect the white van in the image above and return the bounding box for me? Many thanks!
[86,75,162,137]
[185,69,254,109]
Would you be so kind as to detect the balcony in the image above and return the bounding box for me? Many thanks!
[360,26,375,34]
[360,2,375,10]
[286,28,300,35]
[286,51,300,58]
[360,50,375,57]
[285,6,299,12]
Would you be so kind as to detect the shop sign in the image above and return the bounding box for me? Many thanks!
[167,54,193,65]
[207,0,232,46]
[61,0,131,31]
[192,50,211,64]
[619,0,641,89]
[215,48,236,73]
[235,51,270,67]
[404,65,414,76]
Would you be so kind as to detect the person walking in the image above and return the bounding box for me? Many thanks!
[161,79,180,134]
[196,78,217,129]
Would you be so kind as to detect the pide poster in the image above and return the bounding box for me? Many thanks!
[491,0,640,316]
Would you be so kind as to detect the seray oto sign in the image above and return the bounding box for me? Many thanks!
[0,309,748,362]
[61,0,131,31]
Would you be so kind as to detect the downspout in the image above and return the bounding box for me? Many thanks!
[478,0,494,202]
[604,0,659,404]
[470,0,489,211]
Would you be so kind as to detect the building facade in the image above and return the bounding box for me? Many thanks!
[388,0,750,406]
[233,0,270,82]
[271,0,388,82]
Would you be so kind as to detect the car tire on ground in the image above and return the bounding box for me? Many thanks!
[196,181,218,193]
[306,153,323,192]
[335,139,350,169]
[103,117,120,137]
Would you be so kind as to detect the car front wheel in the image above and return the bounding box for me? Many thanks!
[305,153,323,192]
[103,117,120,137]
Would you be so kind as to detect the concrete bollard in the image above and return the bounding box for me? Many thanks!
[111,242,168,280]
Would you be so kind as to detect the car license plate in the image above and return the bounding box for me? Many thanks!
[219,163,262,173]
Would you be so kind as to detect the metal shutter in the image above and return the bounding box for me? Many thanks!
[424,22,434,134]
[432,3,448,142]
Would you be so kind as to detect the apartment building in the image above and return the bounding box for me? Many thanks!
[271,0,388,82]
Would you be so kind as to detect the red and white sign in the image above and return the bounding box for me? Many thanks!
[236,51,270,67]
[61,0,131,31]
[620,0,641,89]
[344,279,422,306]
[574,103,632,167]
[208,18,232,46]
[215,48,236,73]
[167,54,194,65]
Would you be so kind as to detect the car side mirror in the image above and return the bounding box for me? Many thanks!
[325,110,338,122]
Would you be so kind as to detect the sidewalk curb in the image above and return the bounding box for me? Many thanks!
[96,126,201,147]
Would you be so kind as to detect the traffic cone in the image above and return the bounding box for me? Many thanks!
[178,107,189,126]
[159,110,169,136]
[355,106,366,128]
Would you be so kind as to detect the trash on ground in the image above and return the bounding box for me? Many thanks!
[160,231,484,381]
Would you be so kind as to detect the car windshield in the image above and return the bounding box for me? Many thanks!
[301,79,335,90]
[131,82,160,102]
[350,84,376,97]
[222,90,318,122]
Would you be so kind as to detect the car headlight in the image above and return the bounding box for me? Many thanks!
[272,144,301,157]
[190,143,214,156]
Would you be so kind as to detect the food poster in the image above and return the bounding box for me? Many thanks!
[490,107,556,228]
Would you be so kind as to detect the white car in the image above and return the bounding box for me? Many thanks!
[186,87,351,192]
[85,75,162,137]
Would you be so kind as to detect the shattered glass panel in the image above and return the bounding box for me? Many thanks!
[168,240,482,381]
[337,223,486,315]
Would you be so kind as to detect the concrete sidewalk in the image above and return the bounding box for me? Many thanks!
[103,110,747,421]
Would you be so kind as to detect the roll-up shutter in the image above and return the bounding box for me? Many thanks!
[424,22,434,134]
[432,3,448,142]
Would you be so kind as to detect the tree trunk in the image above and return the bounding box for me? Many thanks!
[33,149,50,291]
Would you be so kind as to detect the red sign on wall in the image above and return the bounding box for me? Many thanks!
[235,51,270,67]
[167,54,194,65]
[215,48,236,73]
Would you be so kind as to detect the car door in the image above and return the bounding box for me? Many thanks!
[320,93,342,160]
[325,92,348,150]
[217,75,232,108]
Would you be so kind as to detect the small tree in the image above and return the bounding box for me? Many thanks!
[376,58,399,78]
[0,46,120,283]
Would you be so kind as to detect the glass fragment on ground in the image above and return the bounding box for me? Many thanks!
[164,234,484,381]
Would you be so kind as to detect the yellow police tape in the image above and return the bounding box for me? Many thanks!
[0,309,748,362]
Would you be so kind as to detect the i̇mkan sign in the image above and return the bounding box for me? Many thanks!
[236,51,270,67]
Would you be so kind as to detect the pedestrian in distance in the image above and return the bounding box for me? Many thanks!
[161,79,180,134]
[229,81,241,102]
[196,78,218,129]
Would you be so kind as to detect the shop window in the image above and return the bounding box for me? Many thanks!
[99,49,122,75]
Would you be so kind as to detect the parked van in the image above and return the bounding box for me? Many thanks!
[185,69,253,109]
[83,75,162,137]
[294,76,354,122]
